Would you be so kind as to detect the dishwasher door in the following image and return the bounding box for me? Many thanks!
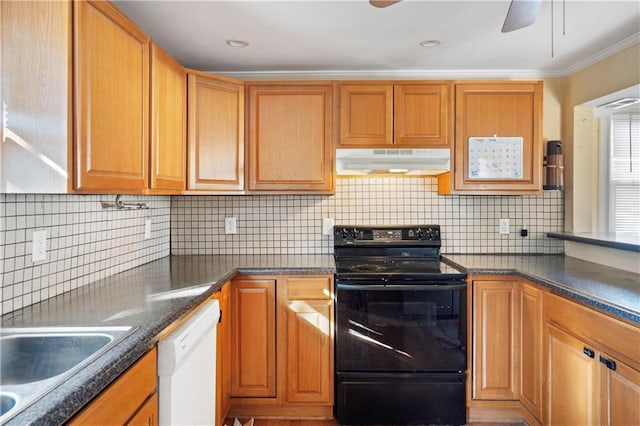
[157,299,220,426]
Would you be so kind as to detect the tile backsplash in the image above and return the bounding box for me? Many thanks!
[0,178,564,315]
[171,177,564,255]
[0,194,170,315]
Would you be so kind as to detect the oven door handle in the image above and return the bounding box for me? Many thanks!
[337,283,467,291]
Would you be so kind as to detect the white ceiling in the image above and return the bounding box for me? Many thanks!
[113,0,640,78]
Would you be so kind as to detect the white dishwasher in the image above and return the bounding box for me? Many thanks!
[157,299,220,426]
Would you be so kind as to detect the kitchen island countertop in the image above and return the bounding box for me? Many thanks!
[1,253,639,425]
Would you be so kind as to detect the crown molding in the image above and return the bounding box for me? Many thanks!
[559,33,640,76]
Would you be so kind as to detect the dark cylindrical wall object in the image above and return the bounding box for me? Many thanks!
[543,140,564,190]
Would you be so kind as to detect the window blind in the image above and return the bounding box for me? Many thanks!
[609,114,640,233]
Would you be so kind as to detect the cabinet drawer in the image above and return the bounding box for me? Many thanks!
[287,276,333,300]
[70,348,157,425]
[545,293,640,369]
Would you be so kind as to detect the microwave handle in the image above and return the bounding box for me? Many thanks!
[337,283,467,292]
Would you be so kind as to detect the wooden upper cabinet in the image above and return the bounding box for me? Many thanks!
[339,82,451,147]
[247,83,334,193]
[149,43,186,193]
[74,0,149,192]
[452,81,543,194]
[1,0,71,194]
[187,72,244,192]
[340,84,393,146]
[394,83,450,147]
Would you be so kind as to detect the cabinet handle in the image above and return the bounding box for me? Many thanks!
[583,347,595,358]
[599,356,617,371]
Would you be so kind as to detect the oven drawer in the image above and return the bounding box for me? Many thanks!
[336,372,466,425]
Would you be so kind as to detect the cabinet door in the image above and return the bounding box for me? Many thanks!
[394,84,451,147]
[74,0,149,192]
[230,279,276,397]
[600,352,640,426]
[284,276,334,404]
[247,84,334,192]
[149,43,186,192]
[472,280,520,400]
[214,283,232,426]
[453,82,542,193]
[127,393,158,426]
[339,84,393,146]
[1,0,71,193]
[286,300,333,404]
[519,283,543,420]
[70,348,157,425]
[187,73,244,191]
[545,324,599,425]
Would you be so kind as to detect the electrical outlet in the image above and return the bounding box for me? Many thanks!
[32,230,47,262]
[225,217,237,234]
[499,218,510,234]
[144,220,152,239]
[322,218,335,236]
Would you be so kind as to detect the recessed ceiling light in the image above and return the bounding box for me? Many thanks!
[419,40,441,48]
[226,39,249,48]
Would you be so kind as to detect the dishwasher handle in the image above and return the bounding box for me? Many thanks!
[157,299,220,375]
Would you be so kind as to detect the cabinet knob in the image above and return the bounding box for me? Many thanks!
[583,347,595,358]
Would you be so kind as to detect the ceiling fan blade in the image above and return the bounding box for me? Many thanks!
[370,0,402,8]
[502,0,543,32]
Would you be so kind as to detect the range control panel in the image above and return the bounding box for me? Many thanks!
[334,225,441,243]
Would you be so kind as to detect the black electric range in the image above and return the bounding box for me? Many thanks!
[333,225,468,425]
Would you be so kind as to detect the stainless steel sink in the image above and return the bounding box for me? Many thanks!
[0,393,17,416]
[0,326,136,424]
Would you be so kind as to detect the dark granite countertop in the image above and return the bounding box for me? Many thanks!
[0,254,335,426]
[1,253,639,425]
[547,231,640,252]
[443,254,640,323]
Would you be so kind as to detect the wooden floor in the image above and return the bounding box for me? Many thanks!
[228,418,525,426]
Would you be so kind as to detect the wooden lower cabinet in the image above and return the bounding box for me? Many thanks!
[127,393,159,426]
[70,348,157,425]
[468,277,543,425]
[213,283,232,426]
[285,277,333,404]
[470,276,640,425]
[601,351,640,425]
[519,283,543,420]
[230,278,277,397]
[228,274,334,418]
[544,292,640,426]
[545,324,599,425]
[471,278,520,400]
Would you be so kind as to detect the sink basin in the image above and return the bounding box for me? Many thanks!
[1,334,113,385]
[0,393,17,416]
[0,326,135,424]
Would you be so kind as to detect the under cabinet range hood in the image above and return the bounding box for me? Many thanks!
[336,148,450,176]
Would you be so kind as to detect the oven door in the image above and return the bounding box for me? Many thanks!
[335,281,467,373]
